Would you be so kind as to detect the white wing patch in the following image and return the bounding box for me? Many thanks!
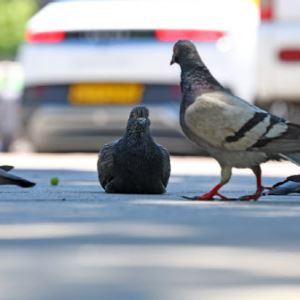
[265,122,288,138]
[185,92,254,149]
[184,91,288,152]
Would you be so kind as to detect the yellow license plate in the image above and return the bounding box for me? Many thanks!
[69,83,144,105]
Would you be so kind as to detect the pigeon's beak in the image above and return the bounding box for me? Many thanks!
[137,117,147,126]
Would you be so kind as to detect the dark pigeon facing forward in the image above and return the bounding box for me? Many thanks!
[171,40,300,201]
[0,165,35,188]
[97,106,170,194]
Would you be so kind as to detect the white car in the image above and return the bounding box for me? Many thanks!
[18,0,259,152]
[256,0,300,122]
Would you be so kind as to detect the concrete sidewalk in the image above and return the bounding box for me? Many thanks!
[0,154,300,300]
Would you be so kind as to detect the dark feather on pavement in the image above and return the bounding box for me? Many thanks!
[97,106,170,194]
[0,165,14,172]
[265,174,300,195]
[0,167,35,188]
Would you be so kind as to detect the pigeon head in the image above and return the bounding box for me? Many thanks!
[171,39,223,93]
[170,40,203,68]
[126,106,151,135]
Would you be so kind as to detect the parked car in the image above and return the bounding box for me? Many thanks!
[256,0,300,124]
[18,0,259,152]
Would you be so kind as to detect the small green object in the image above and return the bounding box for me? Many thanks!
[51,176,59,186]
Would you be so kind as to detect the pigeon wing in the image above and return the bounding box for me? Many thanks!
[158,145,171,187]
[184,91,295,153]
[97,143,115,189]
[254,122,300,153]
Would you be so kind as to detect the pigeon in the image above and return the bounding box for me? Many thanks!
[264,174,300,195]
[97,106,170,194]
[170,40,300,201]
[0,165,35,187]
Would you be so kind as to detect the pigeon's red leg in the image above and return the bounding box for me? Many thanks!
[184,166,232,201]
[240,166,263,201]
[183,184,228,200]
[216,192,228,200]
[196,183,225,200]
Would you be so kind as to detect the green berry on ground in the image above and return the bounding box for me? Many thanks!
[51,176,59,186]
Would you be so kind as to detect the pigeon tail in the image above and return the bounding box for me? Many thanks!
[280,153,300,166]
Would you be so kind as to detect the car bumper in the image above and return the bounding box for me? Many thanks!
[25,105,201,154]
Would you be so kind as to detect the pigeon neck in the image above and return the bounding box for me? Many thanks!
[124,130,153,146]
[181,64,223,95]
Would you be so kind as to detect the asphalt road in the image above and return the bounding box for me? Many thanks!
[0,153,300,300]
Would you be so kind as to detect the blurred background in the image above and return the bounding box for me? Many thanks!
[0,0,299,153]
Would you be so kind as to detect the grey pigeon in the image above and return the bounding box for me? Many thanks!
[265,175,300,195]
[97,106,170,194]
[0,165,35,187]
[171,40,300,201]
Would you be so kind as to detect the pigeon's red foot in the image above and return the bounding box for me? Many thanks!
[183,192,229,201]
[196,192,216,201]
[183,183,229,201]
[239,167,264,201]
[239,194,259,201]
[182,195,214,201]
[216,192,227,200]
[239,190,262,201]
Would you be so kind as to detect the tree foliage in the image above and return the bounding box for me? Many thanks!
[0,0,37,58]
